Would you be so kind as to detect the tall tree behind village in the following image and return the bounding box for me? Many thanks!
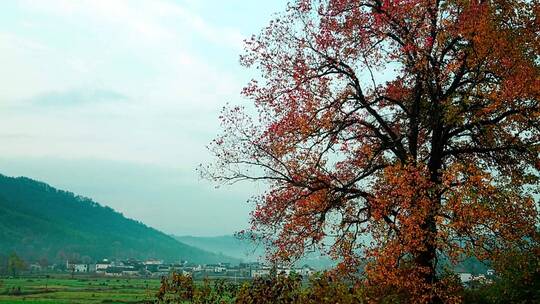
[205,0,540,302]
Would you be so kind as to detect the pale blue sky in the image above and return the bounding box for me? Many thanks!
[0,0,286,236]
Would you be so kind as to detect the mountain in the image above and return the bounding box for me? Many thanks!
[174,235,265,261]
[0,173,239,264]
[174,235,335,269]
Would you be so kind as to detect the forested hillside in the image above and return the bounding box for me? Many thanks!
[0,174,238,264]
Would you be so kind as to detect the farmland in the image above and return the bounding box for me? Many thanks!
[0,276,160,304]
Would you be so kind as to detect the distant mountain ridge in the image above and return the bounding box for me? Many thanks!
[0,173,238,264]
[174,235,335,269]
[174,235,265,262]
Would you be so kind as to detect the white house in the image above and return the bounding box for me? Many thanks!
[144,259,163,265]
[278,267,293,276]
[67,261,89,273]
[205,264,226,273]
[29,264,42,272]
[96,259,111,273]
[459,272,473,283]
[251,267,271,278]
[298,266,315,277]
[76,264,89,272]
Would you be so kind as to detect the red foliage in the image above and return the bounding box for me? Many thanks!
[204,0,540,303]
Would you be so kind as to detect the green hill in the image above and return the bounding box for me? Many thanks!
[0,174,238,264]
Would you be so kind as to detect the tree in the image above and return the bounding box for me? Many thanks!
[206,0,540,302]
[156,274,240,304]
[7,253,26,277]
[38,257,49,270]
[67,261,76,279]
[0,253,7,275]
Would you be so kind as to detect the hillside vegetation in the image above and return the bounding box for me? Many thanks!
[0,174,238,264]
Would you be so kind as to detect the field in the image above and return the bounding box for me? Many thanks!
[0,276,161,304]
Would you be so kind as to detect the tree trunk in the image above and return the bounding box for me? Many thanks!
[415,213,440,302]
[421,145,443,303]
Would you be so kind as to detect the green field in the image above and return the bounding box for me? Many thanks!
[0,276,161,304]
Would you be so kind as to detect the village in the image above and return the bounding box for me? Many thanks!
[27,258,317,280]
[25,258,497,287]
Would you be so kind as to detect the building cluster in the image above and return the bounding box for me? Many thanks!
[458,269,496,286]
[63,259,316,279]
[29,258,496,287]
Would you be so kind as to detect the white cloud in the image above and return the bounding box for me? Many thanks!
[19,0,243,49]
[0,0,249,164]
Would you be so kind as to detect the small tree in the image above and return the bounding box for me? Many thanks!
[38,257,48,270]
[156,274,239,304]
[0,254,7,275]
[45,274,50,291]
[236,275,303,304]
[156,273,194,303]
[206,0,540,302]
[7,253,26,277]
[68,262,75,279]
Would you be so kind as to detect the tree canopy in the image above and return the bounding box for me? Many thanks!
[206,0,540,302]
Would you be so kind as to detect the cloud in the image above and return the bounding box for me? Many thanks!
[0,0,284,235]
[0,0,253,167]
[0,32,50,53]
[28,88,128,107]
[18,0,244,49]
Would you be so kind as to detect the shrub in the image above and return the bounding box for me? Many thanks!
[156,274,238,304]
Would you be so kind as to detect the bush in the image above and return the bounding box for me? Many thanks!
[156,272,372,304]
[301,274,367,304]
[155,259,539,304]
[156,273,194,303]
[235,275,303,304]
[156,273,238,304]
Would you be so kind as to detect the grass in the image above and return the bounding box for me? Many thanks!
[0,275,161,304]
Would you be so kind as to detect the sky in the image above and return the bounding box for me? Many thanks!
[0,0,287,236]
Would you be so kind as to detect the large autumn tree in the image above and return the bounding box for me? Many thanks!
[206,0,539,302]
